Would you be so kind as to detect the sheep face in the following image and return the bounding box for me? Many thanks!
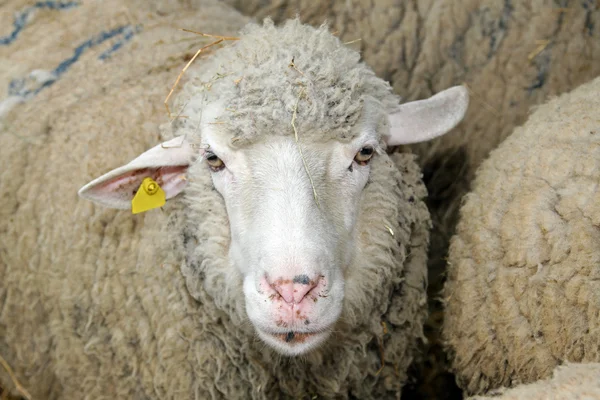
[198,120,380,354]
[78,83,468,355]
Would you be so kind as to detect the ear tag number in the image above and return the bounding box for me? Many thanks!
[132,177,166,214]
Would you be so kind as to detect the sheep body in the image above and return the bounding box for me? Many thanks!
[470,363,600,400]
[443,75,600,395]
[0,0,248,398]
[0,2,433,399]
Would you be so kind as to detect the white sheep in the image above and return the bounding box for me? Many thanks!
[0,4,468,400]
[443,75,600,396]
[220,4,600,395]
[78,15,469,355]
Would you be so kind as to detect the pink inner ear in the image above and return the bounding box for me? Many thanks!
[88,166,188,205]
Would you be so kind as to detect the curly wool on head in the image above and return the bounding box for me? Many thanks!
[443,75,600,396]
[168,18,400,148]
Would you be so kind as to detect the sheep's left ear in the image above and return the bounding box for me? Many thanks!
[78,136,195,210]
[385,85,469,145]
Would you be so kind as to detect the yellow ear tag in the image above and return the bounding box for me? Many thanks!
[132,177,166,214]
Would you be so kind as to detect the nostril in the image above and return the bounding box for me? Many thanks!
[292,274,311,285]
[269,274,320,304]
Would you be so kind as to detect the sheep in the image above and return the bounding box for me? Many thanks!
[221,2,600,395]
[0,4,470,400]
[442,74,600,396]
[470,363,600,400]
[0,0,251,398]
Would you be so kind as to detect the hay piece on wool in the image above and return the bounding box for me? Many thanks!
[0,353,31,400]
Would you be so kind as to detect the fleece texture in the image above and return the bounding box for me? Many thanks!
[0,8,431,400]
[471,363,600,400]
[443,75,600,395]
[222,3,600,396]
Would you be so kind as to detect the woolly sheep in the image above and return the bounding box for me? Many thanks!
[0,0,250,398]
[470,363,600,400]
[443,75,600,396]
[0,2,469,400]
[222,2,600,395]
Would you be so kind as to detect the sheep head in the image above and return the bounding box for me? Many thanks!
[78,19,468,356]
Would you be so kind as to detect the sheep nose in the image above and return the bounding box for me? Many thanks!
[270,274,320,304]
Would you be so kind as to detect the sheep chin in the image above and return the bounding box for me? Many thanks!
[255,328,332,356]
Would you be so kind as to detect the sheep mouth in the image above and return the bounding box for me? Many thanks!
[256,328,332,355]
[269,331,315,344]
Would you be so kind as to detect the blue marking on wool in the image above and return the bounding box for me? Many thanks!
[98,25,141,60]
[6,25,141,100]
[0,1,80,46]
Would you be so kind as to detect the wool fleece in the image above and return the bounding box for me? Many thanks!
[1,9,431,400]
[0,0,247,398]
[443,75,600,395]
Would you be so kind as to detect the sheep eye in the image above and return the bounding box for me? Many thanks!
[354,146,375,165]
[205,152,225,171]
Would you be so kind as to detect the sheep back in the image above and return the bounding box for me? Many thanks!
[0,0,248,398]
[443,75,600,395]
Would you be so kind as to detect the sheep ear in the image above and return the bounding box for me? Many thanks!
[386,85,469,145]
[78,136,195,210]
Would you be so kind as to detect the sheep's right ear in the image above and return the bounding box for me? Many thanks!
[78,136,195,210]
[386,85,469,145]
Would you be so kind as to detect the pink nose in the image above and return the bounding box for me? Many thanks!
[270,274,320,304]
